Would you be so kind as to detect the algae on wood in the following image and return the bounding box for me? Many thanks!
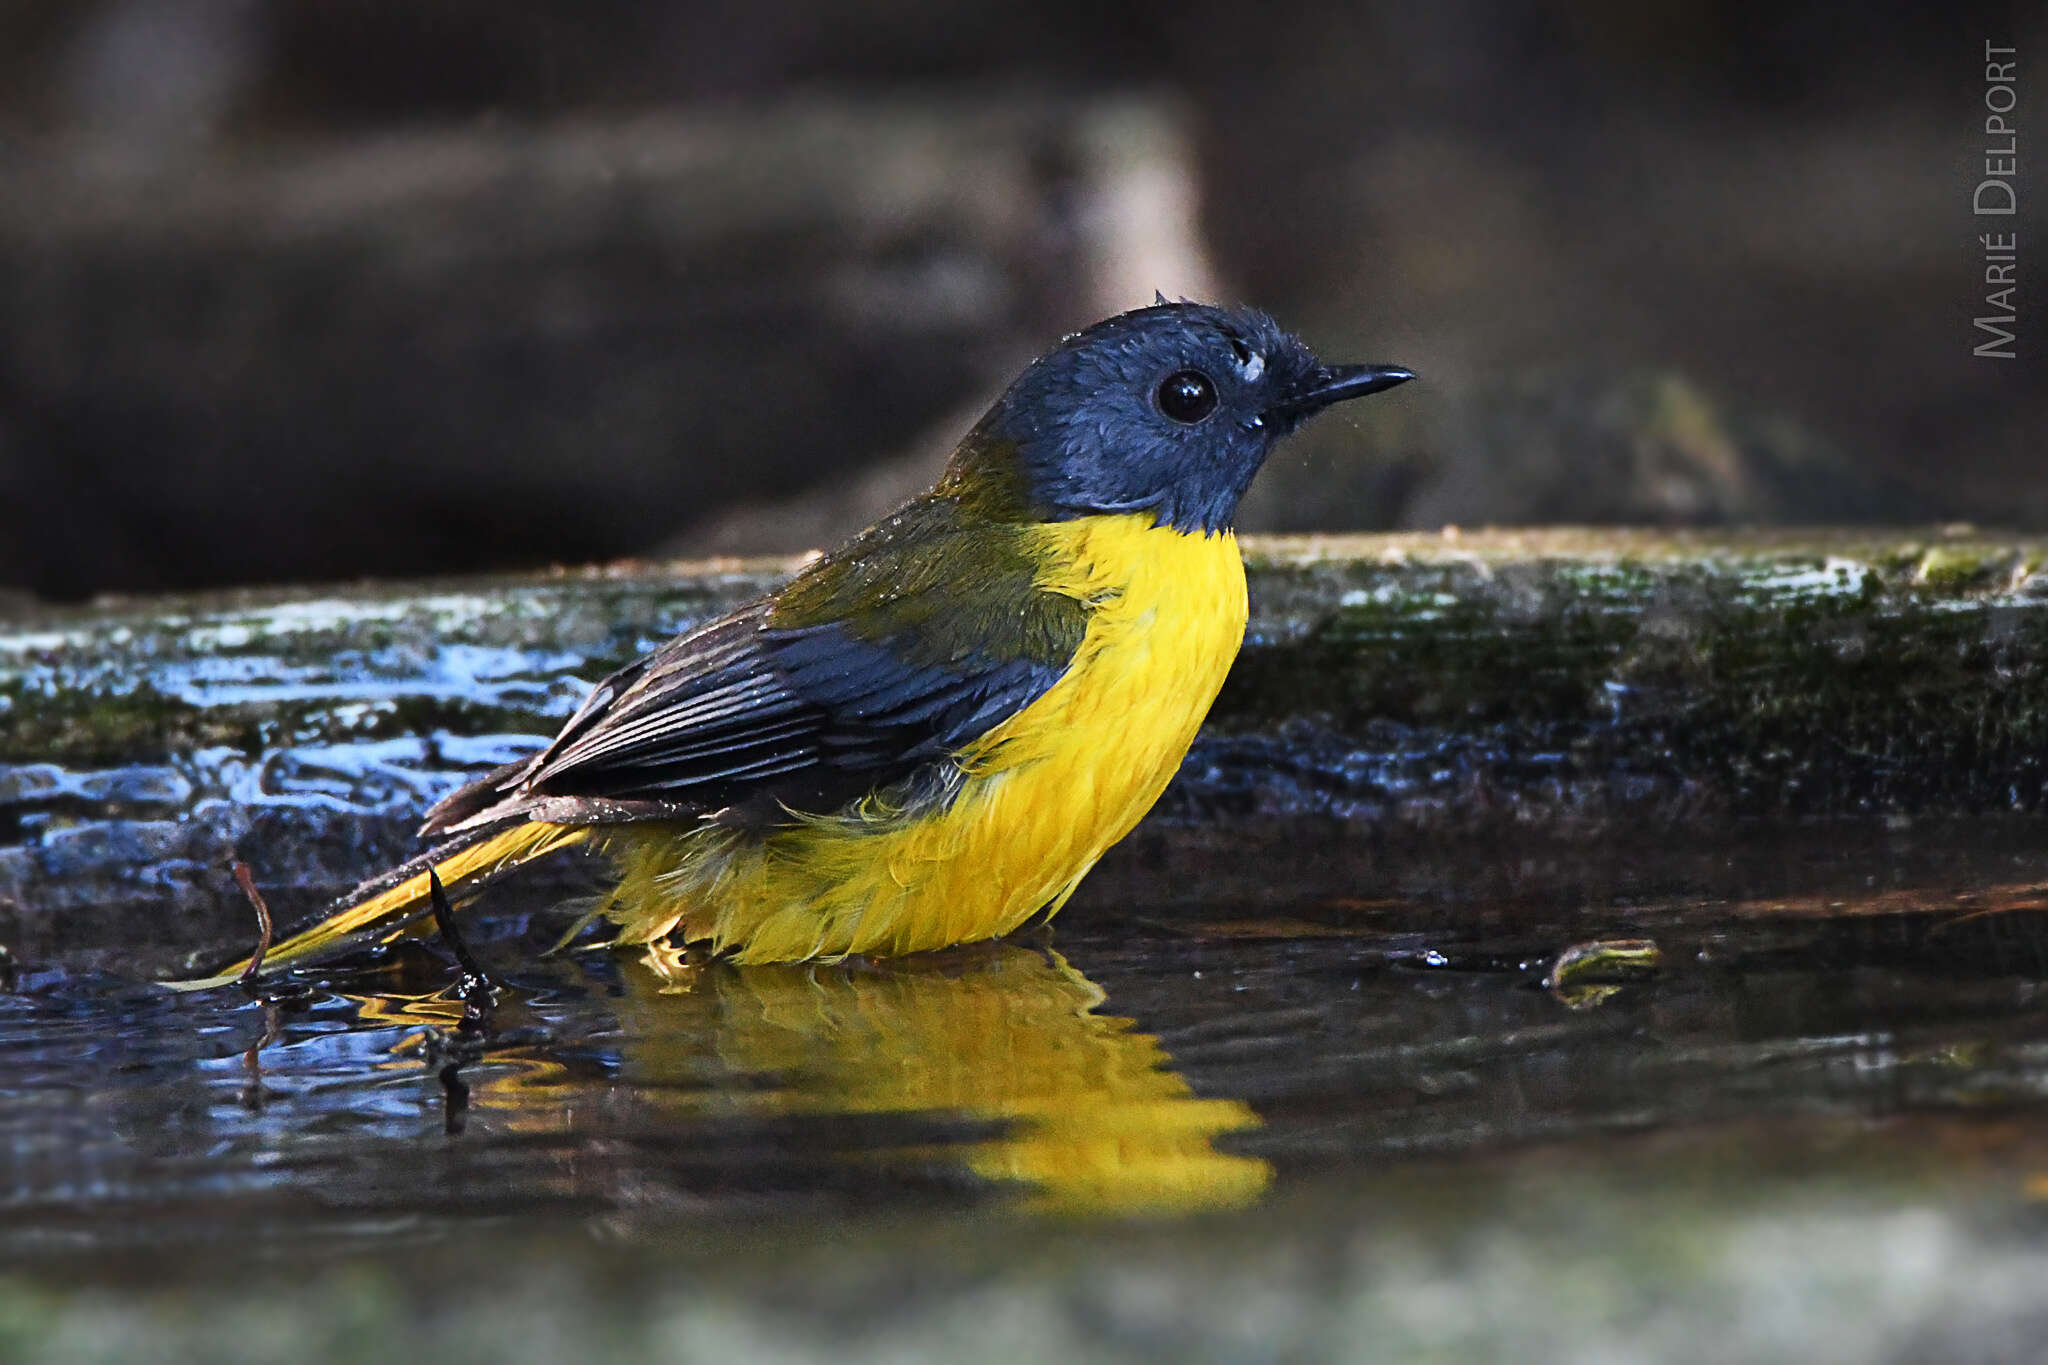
[1215,528,2048,830]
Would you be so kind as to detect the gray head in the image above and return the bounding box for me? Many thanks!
[973,302,1413,534]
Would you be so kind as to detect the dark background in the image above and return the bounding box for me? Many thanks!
[0,0,2039,600]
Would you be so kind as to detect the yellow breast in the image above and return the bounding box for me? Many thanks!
[602,513,1249,962]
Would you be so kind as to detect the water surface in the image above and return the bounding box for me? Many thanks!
[9,819,2048,1265]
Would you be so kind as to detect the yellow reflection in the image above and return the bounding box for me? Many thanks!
[348,944,1271,1215]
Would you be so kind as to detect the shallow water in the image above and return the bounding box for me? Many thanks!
[8,818,2048,1267]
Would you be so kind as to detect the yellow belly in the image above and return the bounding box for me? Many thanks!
[600,513,1249,962]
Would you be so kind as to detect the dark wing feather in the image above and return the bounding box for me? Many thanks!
[420,498,1088,836]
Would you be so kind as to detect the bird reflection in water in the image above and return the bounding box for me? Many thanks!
[346,943,1271,1216]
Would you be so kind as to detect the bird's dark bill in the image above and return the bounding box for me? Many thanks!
[1275,364,1415,417]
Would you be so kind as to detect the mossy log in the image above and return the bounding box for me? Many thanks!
[3,528,2046,947]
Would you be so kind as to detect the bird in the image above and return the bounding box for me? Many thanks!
[194,301,1411,983]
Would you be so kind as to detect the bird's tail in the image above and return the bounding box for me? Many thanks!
[171,821,592,990]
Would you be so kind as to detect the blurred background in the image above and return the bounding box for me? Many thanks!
[0,0,2038,600]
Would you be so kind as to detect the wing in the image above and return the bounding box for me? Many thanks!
[421,498,1087,835]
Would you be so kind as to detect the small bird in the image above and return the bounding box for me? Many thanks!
[203,302,1411,980]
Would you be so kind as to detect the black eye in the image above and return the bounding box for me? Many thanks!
[1156,370,1218,424]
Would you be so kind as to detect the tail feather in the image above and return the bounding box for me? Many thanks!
[170,821,592,990]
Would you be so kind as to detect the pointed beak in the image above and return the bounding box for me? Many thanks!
[1272,363,1415,418]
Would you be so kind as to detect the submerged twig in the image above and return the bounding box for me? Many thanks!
[230,861,274,989]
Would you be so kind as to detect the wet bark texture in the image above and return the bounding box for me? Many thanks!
[3,528,2045,950]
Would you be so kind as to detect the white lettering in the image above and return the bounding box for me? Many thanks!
[1975,179,2017,214]
[1973,316,2017,358]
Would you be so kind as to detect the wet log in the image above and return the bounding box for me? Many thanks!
[3,528,2046,953]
